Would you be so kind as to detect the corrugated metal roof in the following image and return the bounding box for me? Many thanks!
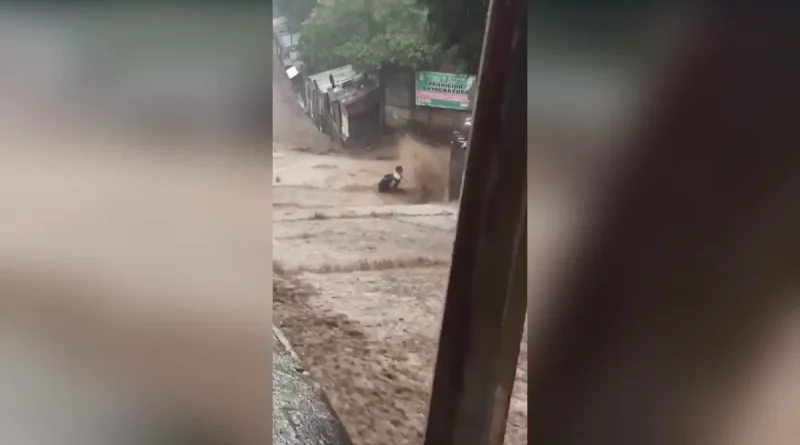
[334,83,379,106]
[308,65,360,93]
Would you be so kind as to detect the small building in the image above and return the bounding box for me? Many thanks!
[303,65,381,148]
[304,65,360,132]
[272,16,301,68]
[274,31,301,68]
[330,83,382,148]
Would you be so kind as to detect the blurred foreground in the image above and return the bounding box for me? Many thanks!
[0,8,272,445]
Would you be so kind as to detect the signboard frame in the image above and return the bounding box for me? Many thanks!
[415,71,477,111]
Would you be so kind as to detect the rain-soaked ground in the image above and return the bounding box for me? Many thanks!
[273,329,352,445]
[271,50,528,444]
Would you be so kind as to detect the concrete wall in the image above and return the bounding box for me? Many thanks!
[381,69,472,144]
[413,107,471,142]
[383,71,415,130]
[385,105,413,129]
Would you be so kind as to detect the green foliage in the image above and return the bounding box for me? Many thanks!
[418,0,489,73]
[274,0,318,31]
[299,0,437,74]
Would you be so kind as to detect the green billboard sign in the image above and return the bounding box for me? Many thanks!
[415,71,477,110]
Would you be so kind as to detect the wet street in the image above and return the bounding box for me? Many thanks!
[270,52,527,444]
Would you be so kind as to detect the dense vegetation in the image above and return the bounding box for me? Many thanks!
[417,0,488,73]
[297,0,436,74]
[276,0,489,75]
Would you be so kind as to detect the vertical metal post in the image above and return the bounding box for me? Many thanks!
[423,0,527,442]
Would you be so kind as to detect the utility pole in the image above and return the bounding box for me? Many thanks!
[423,0,527,443]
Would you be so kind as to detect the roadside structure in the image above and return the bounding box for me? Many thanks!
[272,16,302,70]
[380,68,475,142]
[303,65,382,148]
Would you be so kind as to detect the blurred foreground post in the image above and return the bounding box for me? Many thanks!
[527,12,800,445]
[423,0,527,443]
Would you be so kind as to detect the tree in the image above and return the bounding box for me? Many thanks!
[418,0,489,73]
[274,0,318,31]
[298,0,437,75]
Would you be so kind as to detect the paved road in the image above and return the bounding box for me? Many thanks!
[271,50,358,443]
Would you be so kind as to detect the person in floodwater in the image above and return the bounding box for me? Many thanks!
[378,166,404,193]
